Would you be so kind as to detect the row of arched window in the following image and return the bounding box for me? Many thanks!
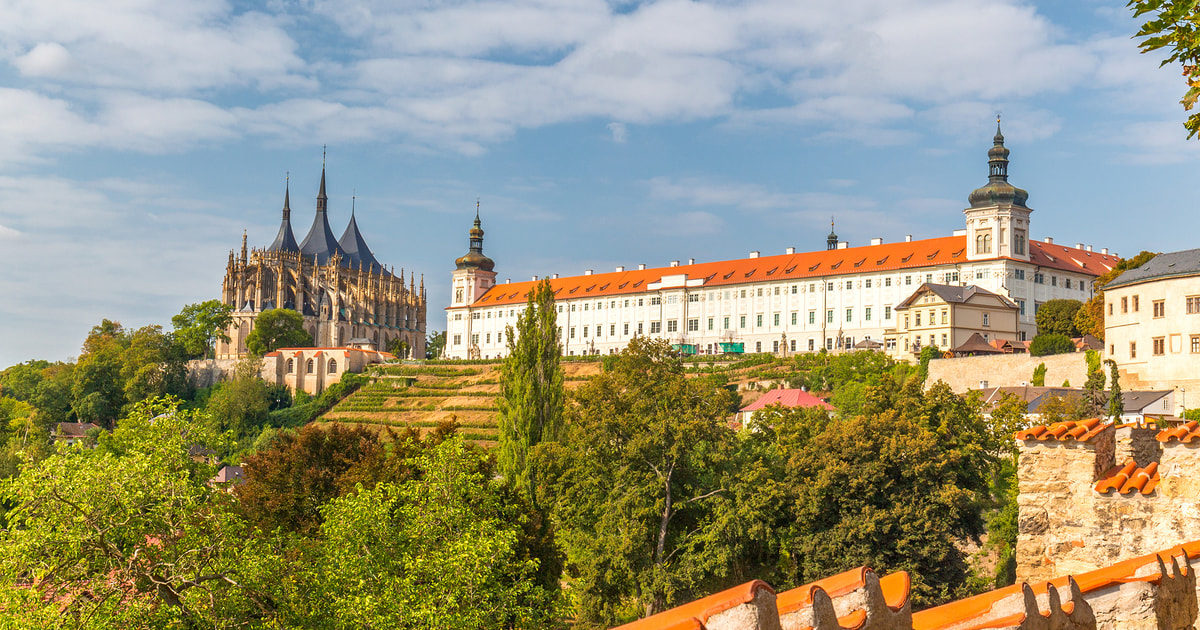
[285,358,337,375]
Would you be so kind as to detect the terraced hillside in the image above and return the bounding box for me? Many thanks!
[320,361,603,448]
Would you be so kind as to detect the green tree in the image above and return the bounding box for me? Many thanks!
[1130,0,1200,138]
[0,397,275,627]
[205,356,272,442]
[245,308,313,355]
[1031,362,1047,386]
[237,422,418,535]
[171,300,234,360]
[497,278,564,500]
[288,436,561,629]
[426,330,447,359]
[1035,299,1084,337]
[1030,333,1076,357]
[1083,350,1106,416]
[536,337,737,622]
[1106,359,1124,421]
[787,409,989,605]
[0,360,49,401]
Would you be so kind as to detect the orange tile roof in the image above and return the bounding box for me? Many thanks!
[739,389,835,413]
[454,237,1118,309]
[1014,418,1110,443]
[1094,459,1160,495]
[611,580,775,630]
[912,542,1200,630]
[1157,420,1200,444]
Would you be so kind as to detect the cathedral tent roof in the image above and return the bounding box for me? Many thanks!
[298,166,348,265]
[338,208,386,274]
[266,182,299,253]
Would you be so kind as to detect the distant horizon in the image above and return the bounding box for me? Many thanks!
[1,0,1197,367]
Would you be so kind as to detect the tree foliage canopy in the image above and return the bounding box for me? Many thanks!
[1029,333,1076,357]
[171,300,233,360]
[1035,299,1084,337]
[498,278,564,499]
[1130,0,1200,138]
[244,308,312,356]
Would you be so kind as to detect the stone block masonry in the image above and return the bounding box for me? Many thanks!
[1017,420,1200,583]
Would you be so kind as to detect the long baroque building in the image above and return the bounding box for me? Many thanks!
[216,164,426,359]
[446,126,1119,360]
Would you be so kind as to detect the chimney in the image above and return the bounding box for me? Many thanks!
[638,263,646,270]
[688,258,695,265]
[552,273,559,279]
[1102,248,1109,255]
[1044,237,1054,244]
[870,238,883,246]
[506,278,511,284]
[585,269,593,275]
[670,261,679,267]
[837,242,848,249]
[1076,243,1084,249]
[1087,245,1093,252]
[616,265,625,272]
[749,251,760,259]
[532,275,538,281]
[786,247,795,255]
[905,235,913,242]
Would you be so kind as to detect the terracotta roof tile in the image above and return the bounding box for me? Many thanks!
[1157,420,1200,444]
[611,580,775,630]
[1014,418,1109,443]
[1095,459,1160,495]
[740,389,835,413]
[455,237,1116,309]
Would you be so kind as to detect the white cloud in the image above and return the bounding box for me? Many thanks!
[607,121,628,143]
[13,42,72,76]
[0,224,20,239]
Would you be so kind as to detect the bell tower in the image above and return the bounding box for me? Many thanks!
[964,119,1032,262]
[451,202,497,308]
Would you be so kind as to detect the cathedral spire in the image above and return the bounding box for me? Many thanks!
[299,150,348,264]
[267,174,300,253]
[826,217,838,251]
[317,146,328,214]
[988,116,1009,182]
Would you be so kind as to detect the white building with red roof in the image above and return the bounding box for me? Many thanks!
[446,126,1118,360]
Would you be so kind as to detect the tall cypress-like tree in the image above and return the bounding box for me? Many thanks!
[497,279,564,500]
[1106,359,1124,421]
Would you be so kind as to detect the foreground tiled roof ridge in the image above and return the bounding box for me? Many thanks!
[1157,420,1200,444]
[1093,459,1159,495]
[611,580,775,630]
[911,542,1200,630]
[457,236,1117,308]
[1014,418,1109,443]
[608,541,1200,630]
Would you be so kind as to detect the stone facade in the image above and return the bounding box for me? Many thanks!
[1017,420,1200,583]
[216,165,426,360]
[260,346,392,396]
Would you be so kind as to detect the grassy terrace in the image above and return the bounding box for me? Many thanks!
[318,352,842,447]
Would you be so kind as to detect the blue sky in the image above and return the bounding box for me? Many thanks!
[1,0,1197,367]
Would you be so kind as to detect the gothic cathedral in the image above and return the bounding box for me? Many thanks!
[216,162,426,359]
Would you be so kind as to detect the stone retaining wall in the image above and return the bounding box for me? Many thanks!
[927,352,1091,393]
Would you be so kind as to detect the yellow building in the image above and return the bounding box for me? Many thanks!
[888,283,1019,359]
[1104,248,1200,415]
